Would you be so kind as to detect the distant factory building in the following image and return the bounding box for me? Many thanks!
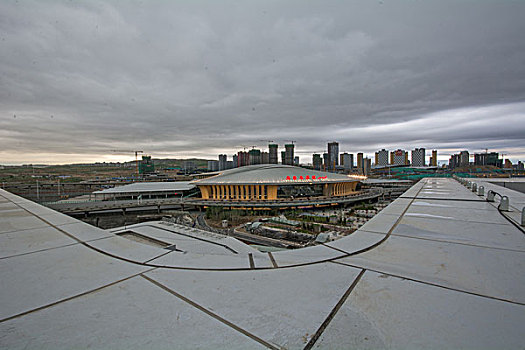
[269,144,278,164]
[374,149,389,167]
[341,153,353,171]
[284,144,295,166]
[429,150,438,166]
[218,154,228,171]
[312,154,322,170]
[327,142,339,171]
[411,148,426,167]
[392,149,408,166]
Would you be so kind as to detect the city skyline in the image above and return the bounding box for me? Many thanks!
[1,1,525,165]
[1,142,516,168]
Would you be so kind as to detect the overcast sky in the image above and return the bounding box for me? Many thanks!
[1,0,524,165]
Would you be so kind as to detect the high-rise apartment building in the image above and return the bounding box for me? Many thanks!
[261,152,270,164]
[341,153,353,171]
[237,151,249,167]
[207,160,219,172]
[249,149,261,165]
[474,152,502,167]
[375,149,389,167]
[182,161,195,174]
[430,150,438,166]
[392,149,408,166]
[312,154,322,170]
[357,153,364,174]
[294,156,299,166]
[284,144,294,166]
[411,148,426,167]
[268,144,278,164]
[323,153,329,170]
[460,151,469,167]
[449,151,470,169]
[139,156,155,174]
[327,142,339,170]
[363,158,371,175]
[281,151,286,165]
[449,154,459,168]
[218,154,227,171]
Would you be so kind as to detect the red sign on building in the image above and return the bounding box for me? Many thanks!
[285,175,327,181]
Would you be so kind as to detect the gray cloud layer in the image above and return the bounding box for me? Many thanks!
[1,0,524,164]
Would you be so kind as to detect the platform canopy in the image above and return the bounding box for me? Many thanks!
[94,181,195,195]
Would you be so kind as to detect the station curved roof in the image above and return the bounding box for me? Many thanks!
[192,164,359,185]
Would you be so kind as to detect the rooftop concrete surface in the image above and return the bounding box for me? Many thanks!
[0,177,524,349]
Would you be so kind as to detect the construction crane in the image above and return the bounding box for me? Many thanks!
[259,140,274,145]
[110,150,144,176]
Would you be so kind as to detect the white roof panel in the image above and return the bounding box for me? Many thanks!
[1,177,524,348]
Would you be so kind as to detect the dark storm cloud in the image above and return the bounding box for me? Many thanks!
[1,0,524,164]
